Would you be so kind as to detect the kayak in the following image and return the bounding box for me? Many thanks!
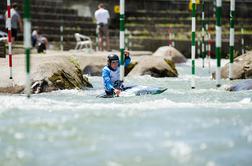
[97,85,167,98]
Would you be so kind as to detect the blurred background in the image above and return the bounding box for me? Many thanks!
[0,0,252,57]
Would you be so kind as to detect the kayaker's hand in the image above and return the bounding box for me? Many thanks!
[114,89,121,97]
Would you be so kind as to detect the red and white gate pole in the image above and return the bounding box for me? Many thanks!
[7,0,13,79]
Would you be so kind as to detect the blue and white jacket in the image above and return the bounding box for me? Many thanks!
[102,57,131,92]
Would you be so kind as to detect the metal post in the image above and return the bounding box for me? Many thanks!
[60,25,64,51]
[7,0,13,79]
[229,0,235,80]
[129,33,132,51]
[24,0,31,97]
[96,25,99,51]
[120,0,125,81]
[172,32,175,47]
[206,24,211,73]
[241,27,245,55]
[125,28,129,49]
[201,0,206,68]
[197,37,200,58]
[191,0,196,89]
[216,0,222,87]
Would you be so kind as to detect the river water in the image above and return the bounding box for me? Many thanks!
[0,60,251,166]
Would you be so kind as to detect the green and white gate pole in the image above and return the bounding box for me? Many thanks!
[24,0,31,97]
[201,0,206,68]
[197,37,201,58]
[96,25,99,51]
[60,24,64,51]
[215,0,222,87]
[229,0,235,80]
[7,0,13,80]
[191,0,196,89]
[120,0,125,81]
[125,28,129,50]
[241,27,245,55]
[206,24,211,73]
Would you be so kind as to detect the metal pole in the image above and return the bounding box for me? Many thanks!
[24,0,31,97]
[172,32,175,47]
[129,33,132,51]
[201,0,206,68]
[125,28,129,49]
[197,36,200,58]
[206,24,211,73]
[60,25,63,51]
[96,25,99,51]
[241,27,245,55]
[7,0,13,79]
[216,0,222,87]
[120,0,125,81]
[191,0,196,89]
[229,0,235,80]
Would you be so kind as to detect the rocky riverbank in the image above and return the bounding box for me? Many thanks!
[0,47,185,94]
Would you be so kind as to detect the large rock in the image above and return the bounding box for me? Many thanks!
[78,56,106,76]
[83,64,104,76]
[79,55,137,76]
[128,56,178,77]
[0,56,93,94]
[221,51,252,79]
[153,46,187,63]
[226,80,252,91]
[30,56,92,93]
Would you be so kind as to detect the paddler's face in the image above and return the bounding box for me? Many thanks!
[111,60,119,70]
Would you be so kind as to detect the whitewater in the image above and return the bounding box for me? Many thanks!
[0,59,251,166]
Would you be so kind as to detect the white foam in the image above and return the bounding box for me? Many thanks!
[239,98,251,104]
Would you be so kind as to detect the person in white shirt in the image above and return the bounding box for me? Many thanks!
[5,3,23,42]
[95,3,110,51]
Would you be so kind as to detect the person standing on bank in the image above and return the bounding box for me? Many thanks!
[95,3,110,51]
[5,3,23,42]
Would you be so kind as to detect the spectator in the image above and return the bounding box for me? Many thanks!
[32,29,38,48]
[5,3,23,42]
[95,3,110,51]
[36,31,48,53]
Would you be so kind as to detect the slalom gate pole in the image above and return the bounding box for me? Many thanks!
[120,0,125,81]
[201,0,206,68]
[241,27,245,55]
[215,0,222,87]
[197,37,201,58]
[125,28,129,49]
[229,0,235,80]
[7,0,13,80]
[129,32,132,51]
[191,0,196,89]
[60,24,64,51]
[96,25,99,51]
[24,0,31,97]
[206,24,211,73]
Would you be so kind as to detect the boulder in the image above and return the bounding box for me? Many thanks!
[226,80,252,91]
[78,56,106,76]
[125,61,138,76]
[83,64,104,76]
[30,56,93,94]
[79,55,138,77]
[0,56,93,94]
[128,56,178,77]
[153,46,187,63]
[0,85,24,94]
[220,51,252,79]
